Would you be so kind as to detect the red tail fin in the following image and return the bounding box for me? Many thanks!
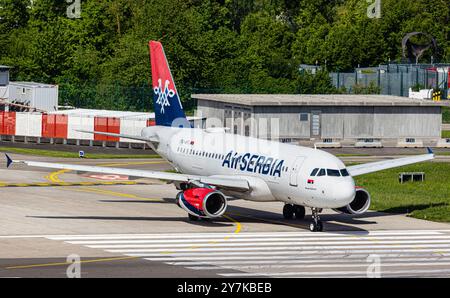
[149,41,188,127]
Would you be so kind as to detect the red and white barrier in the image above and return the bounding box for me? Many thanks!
[120,119,147,143]
[15,113,42,137]
[67,115,95,140]
[0,111,154,143]
[0,111,16,135]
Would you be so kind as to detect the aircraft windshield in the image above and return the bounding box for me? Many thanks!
[340,169,350,176]
[326,169,341,177]
[310,168,319,176]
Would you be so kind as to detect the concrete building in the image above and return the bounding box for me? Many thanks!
[193,94,447,147]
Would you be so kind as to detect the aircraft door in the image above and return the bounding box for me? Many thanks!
[289,156,306,186]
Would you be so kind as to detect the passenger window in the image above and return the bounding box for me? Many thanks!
[317,169,326,176]
[340,169,349,177]
[327,169,341,177]
[310,168,319,176]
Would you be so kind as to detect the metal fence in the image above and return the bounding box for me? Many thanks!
[331,64,449,98]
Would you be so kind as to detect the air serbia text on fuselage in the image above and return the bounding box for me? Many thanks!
[221,150,285,177]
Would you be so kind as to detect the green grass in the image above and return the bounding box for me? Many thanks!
[442,131,450,138]
[0,146,160,159]
[443,106,450,123]
[353,162,450,222]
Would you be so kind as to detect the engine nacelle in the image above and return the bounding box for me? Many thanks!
[333,187,371,215]
[176,188,227,218]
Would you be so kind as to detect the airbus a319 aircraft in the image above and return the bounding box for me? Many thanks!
[5,41,435,232]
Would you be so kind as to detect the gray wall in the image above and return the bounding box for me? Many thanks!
[197,99,442,140]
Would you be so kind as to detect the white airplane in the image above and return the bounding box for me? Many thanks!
[5,41,435,232]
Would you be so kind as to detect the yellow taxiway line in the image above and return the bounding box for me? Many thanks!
[3,160,244,270]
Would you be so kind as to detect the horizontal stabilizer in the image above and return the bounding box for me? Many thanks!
[75,130,158,143]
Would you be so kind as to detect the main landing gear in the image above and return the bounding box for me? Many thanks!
[283,204,305,220]
[309,208,323,232]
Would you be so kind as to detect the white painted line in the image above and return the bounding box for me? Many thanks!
[141,252,450,262]
[65,235,450,245]
[84,239,450,249]
[219,269,450,277]
[41,230,449,240]
[0,230,449,240]
[142,252,450,263]
[187,261,450,270]
[167,257,450,266]
[123,247,450,256]
[105,243,450,253]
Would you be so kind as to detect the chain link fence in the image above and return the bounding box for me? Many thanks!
[331,64,449,98]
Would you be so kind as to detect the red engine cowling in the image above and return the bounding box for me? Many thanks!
[176,188,227,218]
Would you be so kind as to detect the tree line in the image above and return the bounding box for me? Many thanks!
[1,0,448,111]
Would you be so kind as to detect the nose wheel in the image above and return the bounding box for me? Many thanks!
[309,208,323,232]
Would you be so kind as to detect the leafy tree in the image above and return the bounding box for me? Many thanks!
[0,0,448,110]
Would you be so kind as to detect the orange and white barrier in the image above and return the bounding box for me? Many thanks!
[0,111,154,144]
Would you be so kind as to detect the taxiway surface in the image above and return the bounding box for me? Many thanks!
[0,154,449,278]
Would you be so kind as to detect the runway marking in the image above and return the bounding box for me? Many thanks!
[4,230,450,277]
[105,244,450,253]
[44,161,243,247]
[45,163,163,202]
[63,235,450,244]
[27,230,450,277]
[2,230,448,239]
[0,181,150,187]
[84,239,450,249]
[21,161,243,268]
[167,256,450,266]
[40,230,448,240]
[219,269,450,277]
[5,256,138,270]
[188,261,450,270]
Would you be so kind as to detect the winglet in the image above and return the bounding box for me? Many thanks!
[426,147,434,155]
[5,154,13,168]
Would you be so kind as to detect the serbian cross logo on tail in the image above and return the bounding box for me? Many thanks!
[149,41,189,127]
[153,78,174,114]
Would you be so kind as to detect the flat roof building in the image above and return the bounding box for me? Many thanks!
[193,94,447,147]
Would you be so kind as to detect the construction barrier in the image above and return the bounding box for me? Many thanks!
[94,117,120,142]
[0,111,16,135]
[42,114,68,139]
[0,112,156,144]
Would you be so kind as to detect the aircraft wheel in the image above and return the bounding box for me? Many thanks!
[309,221,323,232]
[283,204,294,219]
[317,221,323,232]
[188,214,199,221]
[294,205,305,220]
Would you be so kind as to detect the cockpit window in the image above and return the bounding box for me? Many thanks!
[310,168,319,176]
[340,169,350,177]
[317,169,326,176]
[327,169,341,177]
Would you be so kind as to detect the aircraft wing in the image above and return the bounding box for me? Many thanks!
[5,155,249,191]
[346,148,434,177]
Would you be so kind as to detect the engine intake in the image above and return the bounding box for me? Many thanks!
[176,187,227,218]
[334,187,371,215]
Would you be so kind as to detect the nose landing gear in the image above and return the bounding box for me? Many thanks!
[309,208,323,232]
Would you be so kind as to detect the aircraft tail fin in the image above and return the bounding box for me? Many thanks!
[149,41,189,127]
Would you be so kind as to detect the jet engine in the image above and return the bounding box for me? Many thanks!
[333,187,371,215]
[176,188,227,218]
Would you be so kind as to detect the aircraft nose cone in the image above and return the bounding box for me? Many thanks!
[335,180,356,204]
